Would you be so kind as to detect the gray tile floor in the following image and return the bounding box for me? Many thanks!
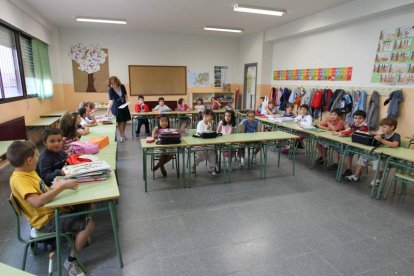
[1,128,414,276]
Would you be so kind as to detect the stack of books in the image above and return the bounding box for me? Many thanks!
[57,160,112,183]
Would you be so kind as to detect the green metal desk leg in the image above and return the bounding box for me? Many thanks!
[259,144,263,178]
[264,143,268,178]
[109,201,124,267]
[376,157,391,200]
[370,154,381,198]
[187,148,192,188]
[336,145,348,183]
[143,149,147,192]
[335,145,346,183]
[55,209,62,276]
[227,144,232,183]
[182,148,186,188]
[291,140,297,176]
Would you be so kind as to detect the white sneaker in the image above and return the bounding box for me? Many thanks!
[252,155,257,164]
[240,157,245,168]
[119,137,125,143]
[64,259,85,276]
[370,179,381,187]
[345,175,359,182]
[210,169,217,176]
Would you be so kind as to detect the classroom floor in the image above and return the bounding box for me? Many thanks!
[1,126,414,276]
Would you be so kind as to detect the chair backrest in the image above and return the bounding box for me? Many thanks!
[9,193,25,242]
[9,193,22,217]
[400,140,410,149]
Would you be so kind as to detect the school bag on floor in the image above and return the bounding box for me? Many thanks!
[157,128,181,144]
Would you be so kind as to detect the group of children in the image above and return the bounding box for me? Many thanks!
[6,100,101,276]
[133,95,226,137]
[314,109,400,186]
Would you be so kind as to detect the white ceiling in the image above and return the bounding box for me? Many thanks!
[19,0,353,35]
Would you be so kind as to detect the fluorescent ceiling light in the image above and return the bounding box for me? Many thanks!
[204,26,242,33]
[76,17,127,24]
[234,4,286,16]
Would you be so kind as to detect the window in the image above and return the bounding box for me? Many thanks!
[20,35,37,96]
[32,39,53,100]
[0,25,23,100]
[0,22,54,103]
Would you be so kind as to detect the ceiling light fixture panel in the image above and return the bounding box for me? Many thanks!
[76,17,127,24]
[234,4,287,16]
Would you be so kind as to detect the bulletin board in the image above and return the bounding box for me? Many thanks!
[129,65,187,96]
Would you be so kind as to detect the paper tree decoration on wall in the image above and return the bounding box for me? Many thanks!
[69,44,109,92]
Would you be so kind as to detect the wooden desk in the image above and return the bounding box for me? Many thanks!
[40,110,67,118]
[0,262,35,276]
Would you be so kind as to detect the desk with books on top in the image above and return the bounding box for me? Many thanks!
[45,121,122,276]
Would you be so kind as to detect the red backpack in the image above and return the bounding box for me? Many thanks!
[311,90,323,109]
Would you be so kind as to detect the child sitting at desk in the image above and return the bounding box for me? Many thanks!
[153,97,172,113]
[332,110,368,176]
[60,112,81,153]
[256,97,265,114]
[78,107,98,128]
[210,97,222,110]
[194,98,206,121]
[282,103,295,118]
[152,114,174,177]
[282,104,313,154]
[316,109,345,165]
[346,118,401,186]
[177,98,191,132]
[7,140,95,276]
[217,110,237,161]
[238,110,260,167]
[134,95,151,137]
[265,101,278,115]
[193,109,217,175]
[85,102,98,125]
[36,128,67,187]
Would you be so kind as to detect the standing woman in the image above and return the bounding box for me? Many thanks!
[106,76,131,142]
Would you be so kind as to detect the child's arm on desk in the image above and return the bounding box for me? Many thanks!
[25,180,78,208]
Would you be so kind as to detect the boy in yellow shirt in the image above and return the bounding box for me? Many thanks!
[7,140,95,276]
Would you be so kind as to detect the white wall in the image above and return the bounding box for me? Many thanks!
[58,27,240,85]
[239,32,264,84]
[271,7,414,88]
[0,0,52,43]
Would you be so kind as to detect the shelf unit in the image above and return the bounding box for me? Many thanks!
[189,84,236,109]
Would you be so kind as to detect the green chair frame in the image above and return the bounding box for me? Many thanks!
[8,194,83,272]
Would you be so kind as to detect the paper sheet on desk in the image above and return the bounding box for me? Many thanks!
[118,102,130,109]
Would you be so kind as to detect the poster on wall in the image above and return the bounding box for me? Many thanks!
[371,25,414,85]
[273,67,352,81]
[69,44,109,92]
[187,71,210,87]
[214,65,228,87]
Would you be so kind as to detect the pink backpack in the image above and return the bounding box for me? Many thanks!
[69,141,99,155]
